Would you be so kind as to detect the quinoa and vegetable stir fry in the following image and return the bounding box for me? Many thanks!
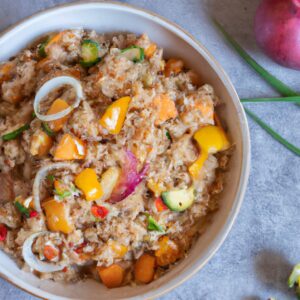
[0,29,231,287]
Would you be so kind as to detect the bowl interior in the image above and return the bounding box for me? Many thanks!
[0,2,249,299]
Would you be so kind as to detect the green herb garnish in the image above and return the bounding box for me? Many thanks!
[41,122,55,137]
[241,96,300,103]
[38,37,49,58]
[214,19,300,102]
[166,131,172,141]
[244,107,300,156]
[214,20,300,156]
[46,174,55,183]
[147,215,165,232]
[15,201,30,218]
[55,189,72,200]
[2,124,30,141]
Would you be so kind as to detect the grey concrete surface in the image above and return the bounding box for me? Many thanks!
[0,0,299,299]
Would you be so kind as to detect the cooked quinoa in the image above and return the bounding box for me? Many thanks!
[0,29,231,287]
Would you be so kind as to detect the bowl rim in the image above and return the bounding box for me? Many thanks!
[0,1,251,299]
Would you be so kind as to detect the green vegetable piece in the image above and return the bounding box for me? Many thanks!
[42,122,55,137]
[288,264,300,288]
[166,131,172,141]
[46,174,55,184]
[214,19,300,103]
[121,45,144,63]
[80,39,101,67]
[214,20,300,156]
[54,189,72,200]
[245,108,300,156]
[15,201,30,218]
[147,216,165,232]
[38,37,49,58]
[162,187,195,212]
[2,124,30,141]
[241,96,300,103]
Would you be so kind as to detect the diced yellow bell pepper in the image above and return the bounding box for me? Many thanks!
[75,168,103,201]
[108,240,128,258]
[189,125,230,179]
[43,198,73,234]
[47,98,70,132]
[54,133,86,161]
[30,130,53,157]
[194,125,229,153]
[188,150,209,179]
[99,96,131,134]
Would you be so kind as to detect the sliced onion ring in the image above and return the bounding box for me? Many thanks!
[34,76,84,122]
[33,162,77,212]
[22,231,66,273]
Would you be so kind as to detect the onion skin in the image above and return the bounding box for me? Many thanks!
[255,0,300,70]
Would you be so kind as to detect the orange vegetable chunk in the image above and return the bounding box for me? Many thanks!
[134,254,156,284]
[153,94,178,126]
[47,98,70,132]
[97,264,125,288]
[30,130,53,157]
[54,133,86,161]
[43,198,73,234]
[44,245,59,261]
[164,58,184,77]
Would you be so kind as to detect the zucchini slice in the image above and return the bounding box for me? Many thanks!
[38,37,50,58]
[80,39,101,67]
[162,187,195,212]
[120,45,144,63]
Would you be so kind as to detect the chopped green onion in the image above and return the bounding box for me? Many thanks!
[41,122,55,137]
[241,96,300,103]
[244,107,300,156]
[213,19,300,104]
[166,131,172,140]
[32,112,36,118]
[147,215,165,232]
[38,37,49,58]
[46,174,55,183]
[15,201,30,218]
[2,124,30,141]
[54,189,72,200]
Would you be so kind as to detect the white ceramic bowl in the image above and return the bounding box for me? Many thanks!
[0,2,250,299]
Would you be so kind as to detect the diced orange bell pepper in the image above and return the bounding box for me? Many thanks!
[97,264,125,288]
[134,254,156,283]
[54,133,86,161]
[75,168,103,201]
[99,96,131,134]
[47,98,70,132]
[145,43,157,58]
[30,130,53,157]
[153,94,178,126]
[44,245,59,261]
[43,198,73,234]
[155,236,180,267]
[164,58,184,77]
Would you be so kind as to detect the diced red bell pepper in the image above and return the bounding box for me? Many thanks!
[155,197,168,212]
[91,205,109,219]
[29,210,38,218]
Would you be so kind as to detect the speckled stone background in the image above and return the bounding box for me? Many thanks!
[0,0,299,299]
